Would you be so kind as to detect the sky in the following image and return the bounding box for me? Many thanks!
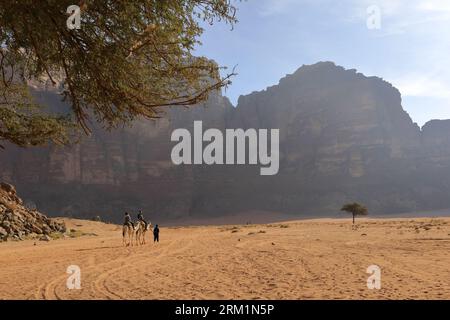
[194,0,450,127]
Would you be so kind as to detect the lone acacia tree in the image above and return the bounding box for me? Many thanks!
[341,202,368,224]
[0,0,238,149]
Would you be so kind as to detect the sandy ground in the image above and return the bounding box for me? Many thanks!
[1,217,450,300]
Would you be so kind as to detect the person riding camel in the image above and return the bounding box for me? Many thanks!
[137,210,148,229]
[124,212,134,228]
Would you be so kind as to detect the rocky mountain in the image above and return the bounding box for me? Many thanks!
[1,62,450,222]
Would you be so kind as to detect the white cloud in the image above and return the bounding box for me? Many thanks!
[348,0,450,107]
[391,75,450,99]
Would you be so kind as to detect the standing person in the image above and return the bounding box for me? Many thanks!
[137,210,148,229]
[153,224,160,243]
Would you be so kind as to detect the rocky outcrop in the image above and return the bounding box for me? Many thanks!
[1,62,450,221]
[0,182,66,241]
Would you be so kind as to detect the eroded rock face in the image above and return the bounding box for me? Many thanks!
[421,120,450,166]
[222,62,425,215]
[1,62,450,221]
[0,182,66,241]
[0,88,233,221]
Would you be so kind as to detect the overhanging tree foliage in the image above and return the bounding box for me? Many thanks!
[0,0,237,148]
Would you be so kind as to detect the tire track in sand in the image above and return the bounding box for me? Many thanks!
[35,242,137,299]
[91,234,197,299]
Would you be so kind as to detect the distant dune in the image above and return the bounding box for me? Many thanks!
[1,217,450,300]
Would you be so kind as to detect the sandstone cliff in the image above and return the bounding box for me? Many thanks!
[1,62,450,222]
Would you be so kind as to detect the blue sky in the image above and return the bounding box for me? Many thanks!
[195,0,450,127]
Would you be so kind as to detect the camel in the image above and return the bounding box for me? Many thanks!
[122,223,135,246]
[135,220,152,246]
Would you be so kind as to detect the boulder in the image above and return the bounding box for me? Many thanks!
[39,235,51,242]
[0,182,16,194]
[0,226,7,237]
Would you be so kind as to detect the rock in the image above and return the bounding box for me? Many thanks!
[39,235,51,242]
[0,182,16,194]
[0,226,7,237]
[1,221,11,229]
[42,225,52,234]
[30,225,43,234]
[0,182,65,241]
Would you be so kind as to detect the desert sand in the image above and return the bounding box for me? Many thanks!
[1,217,450,300]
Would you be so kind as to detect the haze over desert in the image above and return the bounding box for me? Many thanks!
[1,217,450,300]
